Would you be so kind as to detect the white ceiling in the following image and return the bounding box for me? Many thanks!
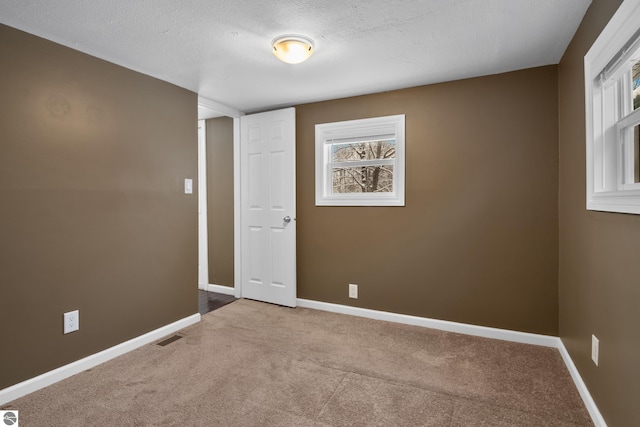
[1,0,592,116]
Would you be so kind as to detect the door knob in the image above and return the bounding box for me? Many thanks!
[283,216,291,223]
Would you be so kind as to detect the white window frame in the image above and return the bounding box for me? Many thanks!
[585,0,640,214]
[315,114,405,206]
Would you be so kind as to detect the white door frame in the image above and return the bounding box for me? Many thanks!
[197,120,208,290]
[232,116,241,298]
[197,96,243,298]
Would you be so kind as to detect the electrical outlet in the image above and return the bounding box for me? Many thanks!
[64,310,79,334]
[591,334,599,366]
[349,283,358,299]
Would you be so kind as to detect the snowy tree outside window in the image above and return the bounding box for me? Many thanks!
[331,139,396,194]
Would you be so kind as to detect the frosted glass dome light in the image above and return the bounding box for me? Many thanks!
[272,35,314,64]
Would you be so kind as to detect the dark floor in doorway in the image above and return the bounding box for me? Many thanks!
[198,290,237,315]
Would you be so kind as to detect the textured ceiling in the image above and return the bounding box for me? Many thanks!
[0,0,592,115]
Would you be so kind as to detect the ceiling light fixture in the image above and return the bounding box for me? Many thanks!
[272,35,314,64]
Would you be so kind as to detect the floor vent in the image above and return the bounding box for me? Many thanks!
[156,335,183,347]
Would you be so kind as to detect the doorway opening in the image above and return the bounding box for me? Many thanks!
[197,98,297,308]
[197,97,242,302]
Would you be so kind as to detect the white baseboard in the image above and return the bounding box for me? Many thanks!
[297,299,558,347]
[296,298,607,426]
[0,313,201,406]
[205,284,235,295]
[558,341,607,427]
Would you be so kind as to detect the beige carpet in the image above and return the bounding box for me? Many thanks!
[3,299,592,426]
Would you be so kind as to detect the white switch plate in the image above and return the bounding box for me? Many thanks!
[591,334,599,366]
[349,283,358,299]
[184,179,193,194]
[64,310,79,334]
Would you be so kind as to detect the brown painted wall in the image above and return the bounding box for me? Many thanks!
[206,117,234,287]
[558,1,640,425]
[296,66,559,335]
[0,25,198,389]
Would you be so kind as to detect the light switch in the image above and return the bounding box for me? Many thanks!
[184,179,193,194]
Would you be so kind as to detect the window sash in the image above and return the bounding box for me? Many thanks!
[618,109,640,187]
[326,142,397,196]
[325,134,396,145]
[617,101,640,129]
[330,165,395,194]
[329,158,395,168]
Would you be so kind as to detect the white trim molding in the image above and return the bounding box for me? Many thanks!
[197,119,209,289]
[205,284,235,295]
[297,299,558,347]
[197,96,243,119]
[584,0,640,214]
[558,341,608,427]
[0,313,200,406]
[233,117,242,299]
[297,298,607,426]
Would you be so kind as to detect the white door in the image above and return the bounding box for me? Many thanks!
[240,108,297,307]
